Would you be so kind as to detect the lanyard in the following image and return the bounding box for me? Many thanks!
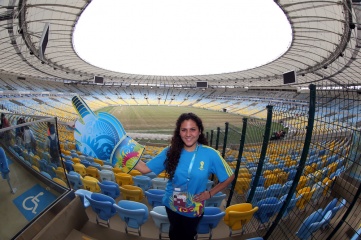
[187,143,199,182]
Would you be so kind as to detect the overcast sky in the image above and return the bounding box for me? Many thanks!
[73,0,292,76]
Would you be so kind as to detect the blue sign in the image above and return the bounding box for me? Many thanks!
[13,184,57,221]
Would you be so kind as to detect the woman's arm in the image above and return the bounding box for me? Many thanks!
[193,174,235,202]
[209,174,235,197]
[134,160,152,174]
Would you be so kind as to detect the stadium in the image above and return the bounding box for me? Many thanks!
[1,0,361,239]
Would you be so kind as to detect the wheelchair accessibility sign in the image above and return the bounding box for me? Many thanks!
[13,184,57,221]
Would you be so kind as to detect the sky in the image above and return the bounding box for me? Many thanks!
[73,0,292,77]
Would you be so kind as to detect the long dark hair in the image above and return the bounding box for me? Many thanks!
[165,112,208,180]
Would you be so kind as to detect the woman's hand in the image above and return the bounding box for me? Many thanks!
[193,191,211,202]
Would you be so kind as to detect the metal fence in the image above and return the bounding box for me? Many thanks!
[207,84,361,239]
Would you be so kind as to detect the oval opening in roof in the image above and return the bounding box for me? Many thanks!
[73,0,292,76]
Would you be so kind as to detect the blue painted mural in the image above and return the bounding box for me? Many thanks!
[72,96,144,169]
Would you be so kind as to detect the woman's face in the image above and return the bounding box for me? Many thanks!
[179,119,200,151]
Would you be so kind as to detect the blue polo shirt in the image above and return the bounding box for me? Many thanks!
[146,144,233,217]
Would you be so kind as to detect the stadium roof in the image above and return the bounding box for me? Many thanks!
[1,0,361,89]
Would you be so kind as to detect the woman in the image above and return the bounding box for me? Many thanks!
[135,112,234,240]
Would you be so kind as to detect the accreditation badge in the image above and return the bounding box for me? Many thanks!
[173,183,188,207]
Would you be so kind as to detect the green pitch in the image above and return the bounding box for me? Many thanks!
[97,105,283,145]
[97,105,245,134]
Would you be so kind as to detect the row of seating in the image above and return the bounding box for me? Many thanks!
[74,185,346,239]
[296,198,346,240]
[74,191,253,239]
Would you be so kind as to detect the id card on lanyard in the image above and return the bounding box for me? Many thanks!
[173,144,198,207]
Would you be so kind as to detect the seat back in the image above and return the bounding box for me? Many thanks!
[297,187,315,210]
[296,176,307,191]
[114,200,149,235]
[101,164,113,171]
[251,175,266,187]
[83,176,101,192]
[235,178,251,195]
[280,182,292,197]
[45,163,57,178]
[75,189,92,208]
[53,177,67,187]
[247,187,267,205]
[276,172,288,184]
[39,159,48,172]
[266,184,283,198]
[66,171,83,190]
[330,198,346,219]
[120,185,144,202]
[264,174,277,188]
[98,180,120,199]
[296,209,328,240]
[40,171,52,179]
[99,169,115,182]
[55,167,67,181]
[320,198,346,230]
[254,197,282,224]
[129,169,142,177]
[197,207,225,235]
[80,160,91,168]
[206,180,214,190]
[64,160,74,172]
[73,163,87,177]
[280,194,301,219]
[93,158,104,166]
[90,162,102,171]
[205,192,226,207]
[115,173,133,186]
[311,182,324,204]
[224,203,258,231]
[151,178,168,190]
[86,193,117,222]
[150,206,170,235]
[86,166,100,180]
[287,169,297,181]
[144,172,157,179]
[133,175,152,192]
[145,189,166,208]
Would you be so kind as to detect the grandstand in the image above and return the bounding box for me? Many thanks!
[1,1,361,240]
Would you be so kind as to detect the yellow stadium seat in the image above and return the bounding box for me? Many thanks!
[235,178,251,196]
[73,163,87,177]
[129,169,142,177]
[264,174,278,188]
[82,176,101,193]
[157,172,169,179]
[223,203,258,237]
[72,157,81,164]
[296,176,307,191]
[120,185,144,202]
[32,165,40,172]
[113,167,123,174]
[93,158,104,166]
[296,187,315,211]
[55,167,67,181]
[115,173,133,186]
[86,166,100,180]
[53,177,68,187]
[237,173,252,179]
